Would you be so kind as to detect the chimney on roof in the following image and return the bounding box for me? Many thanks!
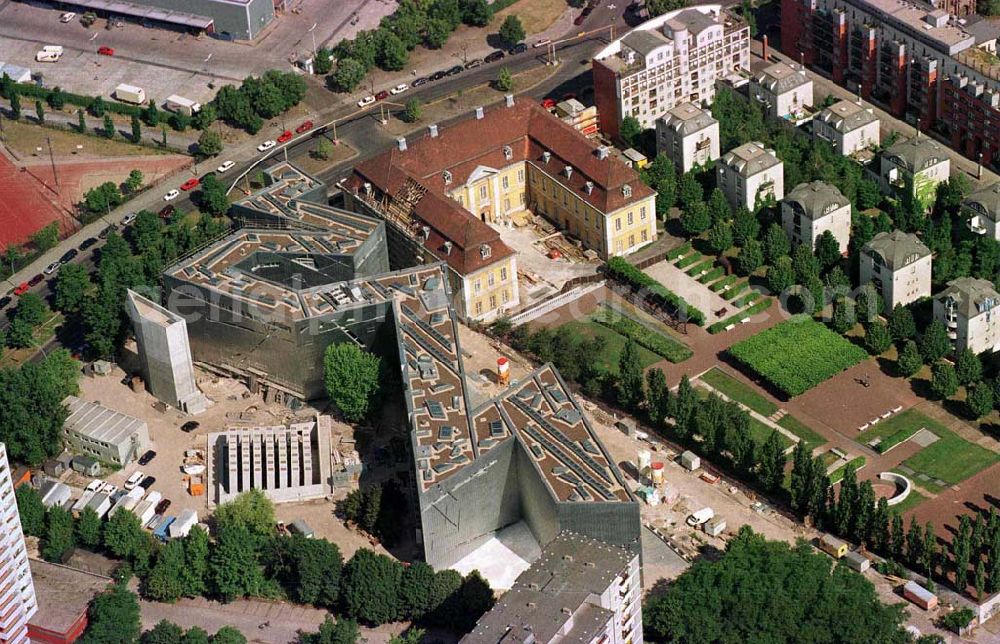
[596,146,609,160]
[584,181,594,195]
[542,151,551,163]
[505,94,515,107]
[363,182,372,196]
[443,241,453,255]
[564,165,573,179]
[397,137,407,152]
[475,106,485,120]
[429,124,439,138]
[421,225,430,240]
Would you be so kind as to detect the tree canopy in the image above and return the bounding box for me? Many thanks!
[324,343,383,422]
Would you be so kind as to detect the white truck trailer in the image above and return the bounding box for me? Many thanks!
[114,84,146,105]
[164,94,201,116]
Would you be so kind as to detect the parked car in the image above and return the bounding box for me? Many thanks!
[429,70,446,81]
[390,83,409,95]
[446,65,463,76]
[120,212,137,226]
[155,499,172,514]
[687,507,715,527]
[124,471,144,491]
[60,248,78,263]
[139,476,156,490]
[0,296,10,310]
[13,282,29,296]
[574,12,586,25]
[59,12,76,22]
[464,58,483,69]
[357,95,376,107]
[509,43,528,54]
[43,261,61,275]
[181,421,200,433]
[79,237,98,250]
[28,274,43,287]
[374,90,389,101]
[163,189,180,201]
[100,483,118,496]
[138,450,156,466]
[158,205,175,219]
[484,50,505,63]
[277,130,293,143]
[295,120,313,134]
[179,178,199,191]
[412,77,429,87]
[85,479,103,492]
[97,46,114,56]
[98,225,115,239]
[216,160,235,173]
[257,140,276,152]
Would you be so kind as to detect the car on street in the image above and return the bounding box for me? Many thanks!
[295,120,313,134]
[181,420,200,433]
[216,160,236,173]
[533,38,552,48]
[0,297,10,310]
[155,499,172,514]
[98,225,115,239]
[429,70,447,81]
[446,65,463,76]
[180,178,200,191]
[158,205,175,219]
[139,476,156,490]
[390,83,409,95]
[485,50,505,63]
[357,95,376,107]
[277,130,293,144]
[464,59,483,69]
[120,212,137,226]
[79,237,98,250]
[97,46,114,56]
[60,12,76,22]
[163,189,179,201]
[13,283,29,296]
[509,43,528,54]
[28,274,43,287]
[43,261,61,275]
[138,450,156,466]
[412,77,429,87]
[60,248,78,263]
[374,90,389,101]
[85,479,103,493]
[257,140,276,152]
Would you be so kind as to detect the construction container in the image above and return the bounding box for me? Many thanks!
[134,500,156,527]
[290,519,315,538]
[616,418,636,437]
[622,148,648,169]
[71,490,96,514]
[169,510,198,539]
[819,533,849,559]
[679,451,700,471]
[153,516,175,541]
[164,94,201,116]
[497,357,510,386]
[39,481,71,509]
[71,455,100,476]
[844,550,870,573]
[188,475,205,496]
[704,517,726,537]
[113,83,146,105]
[85,492,112,519]
[903,581,938,610]
[650,462,665,486]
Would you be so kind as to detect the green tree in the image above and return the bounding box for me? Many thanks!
[209,525,265,601]
[399,561,435,620]
[15,484,45,537]
[102,113,115,139]
[707,188,731,225]
[76,507,103,549]
[211,626,247,644]
[35,99,44,124]
[182,627,211,644]
[735,239,763,275]
[732,206,759,246]
[374,30,408,71]
[966,381,994,419]
[192,103,217,131]
[619,116,643,149]
[678,172,702,210]
[854,284,882,324]
[708,220,733,254]
[495,66,514,92]
[48,87,65,110]
[299,617,360,644]
[955,348,983,386]
[142,620,184,644]
[831,297,854,334]
[83,182,124,214]
[199,174,230,216]
[324,343,382,422]
[455,571,495,632]
[792,243,820,284]
[461,0,493,26]
[341,548,403,625]
[80,583,141,644]
[197,129,223,157]
[402,99,422,123]
[286,535,342,607]
[758,431,786,492]
[896,340,922,377]
[920,320,952,363]
[181,526,210,597]
[815,230,841,269]
[130,114,141,143]
[680,202,710,235]
[170,111,192,131]
[313,138,334,161]
[424,18,452,48]
[863,320,892,355]
[42,506,75,562]
[888,304,916,341]
[9,89,20,120]
[498,15,525,46]
[103,510,149,563]
[14,292,46,326]
[214,488,274,538]
[763,223,790,265]
[144,103,161,127]
[766,256,795,294]
[930,361,959,400]
[328,59,367,93]
[616,338,644,411]
[124,168,144,194]
[90,96,106,118]
[145,540,187,602]
[314,48,333,75]
[31,222,60,252]
[645,367,671,426]
[78,108,86,133]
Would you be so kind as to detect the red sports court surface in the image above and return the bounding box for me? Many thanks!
[0,153,70,248]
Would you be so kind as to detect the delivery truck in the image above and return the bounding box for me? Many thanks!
[164,94,201,116]
[113,83,146,105]
[35,48,62,62]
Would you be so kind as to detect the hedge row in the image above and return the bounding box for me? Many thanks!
[710,275,739,292]
[593,307,693,363]
[685,259,715,276]
[676,252,703,269]
[708,298,773,334]
[604,257,706,325]
[4,82,143,118]
[698,267,725,284]
[666,242,692,261]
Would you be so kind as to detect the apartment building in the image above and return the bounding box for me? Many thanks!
[656,102,720,172]
[781,181,851,253]
[0,443,36,644]
[879,137,951,211]
[813,99,880,157]
[859,230,932,312]
[933,277,1000,355]
[750,62,814,120]
[717,141,784,210]
[347,98,656,321]
[462,532,642,644]
[592,4,749,141]
[780,0,1000,166]
[964,182,1000,240]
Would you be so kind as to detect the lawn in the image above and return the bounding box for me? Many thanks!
[700,367,778,416]
[593,304,692,363]
[856,409,930,453]
[777,415,828,452]
[560,320,661,375]
[830,456,866,484]
[0,118,166,158]
[728,317,869,397]
[888,488,927,514]
[749,417,792,449]
[900,426,999,490]
[491,0,567,34]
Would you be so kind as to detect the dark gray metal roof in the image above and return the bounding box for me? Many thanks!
[884,136,947,173]
[934,276,1000,318]
[963,182,1000,221]
[721,141,782,177]
[863,230,931,270]
[755,62,810,94]
[661,102,718,136]
[816,100,879,133]
[61,0,213,28]
[784,181,848,219]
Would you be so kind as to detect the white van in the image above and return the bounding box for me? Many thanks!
[35,50,61,63]
[124,471,145,491]
[42,45,64,55]
[686,507,715,527]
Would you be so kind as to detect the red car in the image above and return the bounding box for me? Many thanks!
[277,130,293,144]
[295,120,313,134]
[541,98,556,109]
[159,205,175,219]
[13,282,29,296]
[97,46,114,56]
[374,90,389,101]
[180,177,200,191]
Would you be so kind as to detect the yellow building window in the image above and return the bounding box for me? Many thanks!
[502,290,509,303]
[615,218,622,231]
[502,176,509,189]
[627,212,633,225]
[500,267,508,281]
[640,206,647,221]
[489,295,497,309]
[474,280,481,294]
[475,301,483,315]
[479,185,488,200]
[488,273,495,287]
[518,169,525,183]
[642,229,648,241]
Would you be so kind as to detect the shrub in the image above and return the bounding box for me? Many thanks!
[604,257,705,325]
[593,308,692,363]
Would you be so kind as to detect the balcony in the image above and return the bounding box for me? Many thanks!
[968,214,987,235]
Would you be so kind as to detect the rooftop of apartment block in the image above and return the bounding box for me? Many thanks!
[816,99,879,132]
[720,141,782,176]
[884,136,948,173]
[754,61,811,94]
[934,276,1000,316]
[862,229,932,269]
[964,181,1000,219]
[659,102,718,135]
[784,181,849,217]
[843,0,975,53]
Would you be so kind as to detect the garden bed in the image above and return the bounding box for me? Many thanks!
[593,305,692,363]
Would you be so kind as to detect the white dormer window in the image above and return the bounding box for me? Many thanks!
[622,184,632,198]
[443,170,452,185]
[542,151,551,164]
[503,145,513,160]
[584,181,594,195]
[480,244,492,259]
[564,165,573,179]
